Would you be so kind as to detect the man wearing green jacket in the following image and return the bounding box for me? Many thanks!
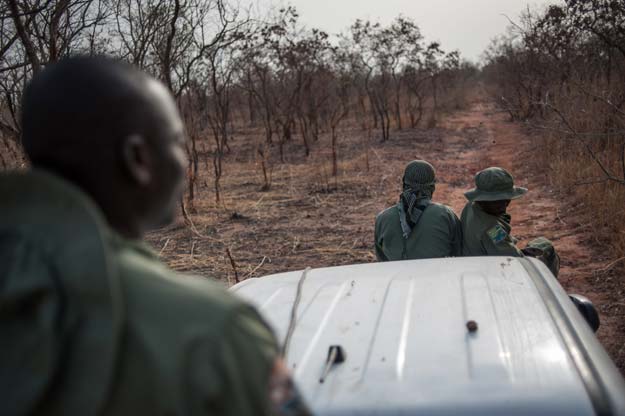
[375,160,462,261]
[0,56,309,415]
[460,167,559,276]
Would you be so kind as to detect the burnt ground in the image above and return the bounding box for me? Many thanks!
[147,98,625,374]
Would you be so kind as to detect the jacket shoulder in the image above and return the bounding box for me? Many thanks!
[375,205,399,222]
[112,239,243,322]
[423,203,461,225]
[107,242,279,414]
[428,202,458,216]
[108,237,279,409]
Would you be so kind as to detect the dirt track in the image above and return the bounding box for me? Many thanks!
[443,102,624,373]
[148,98,624,373]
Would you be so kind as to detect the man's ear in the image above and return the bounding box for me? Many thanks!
[122,134,152,186]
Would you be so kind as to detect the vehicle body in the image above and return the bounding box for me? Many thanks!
[231,257,625,415]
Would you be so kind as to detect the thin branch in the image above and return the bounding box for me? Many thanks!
[0,32,19,59]
[162,0,181,92]
[596,257,625,275]
[0,61,30,73]
[622,141,625,182]
[159,238,171,255]
[7,0,41,73]
[568,177,611,188]
[500,13,524,34]
[570,81,625,119]
[528,123,625,137]
[242,256,268,280]
[225,247,239,283]
[540,101,625,185]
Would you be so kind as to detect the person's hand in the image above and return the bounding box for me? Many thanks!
[522,247,543,257]
[269,357,312,416]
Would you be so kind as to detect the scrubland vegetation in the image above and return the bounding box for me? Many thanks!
[1,0,624,371]
[0,0,472,193]
[482,0,625,263]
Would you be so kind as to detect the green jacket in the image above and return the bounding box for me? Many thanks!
[374,202,462,261]
[0,170,279,415]
[460,201,523,257]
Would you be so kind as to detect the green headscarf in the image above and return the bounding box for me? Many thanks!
[398,160,436,238]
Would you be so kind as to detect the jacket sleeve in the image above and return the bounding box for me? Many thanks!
[374,216,388,262]
[186,303,311,416]
[448,209,463,257]
[479,226,523,257]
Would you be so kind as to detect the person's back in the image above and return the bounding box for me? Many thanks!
[374,160,461,261]
[1,170,118,415]
[375,202,461,260]
[0,56,309,415]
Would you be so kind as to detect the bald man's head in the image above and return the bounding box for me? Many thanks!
[21,56,186,238]
[23,57,146,166]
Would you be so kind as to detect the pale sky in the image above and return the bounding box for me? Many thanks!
[255,0,559,63]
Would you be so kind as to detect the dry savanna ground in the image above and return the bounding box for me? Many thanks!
[147,97,625,375]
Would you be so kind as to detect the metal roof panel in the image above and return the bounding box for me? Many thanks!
[232,257,598,415]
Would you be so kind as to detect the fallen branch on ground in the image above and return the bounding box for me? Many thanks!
[226,247,240,283]
[596,257,625,275]
[159,238,171,255]
[242,256,269,280]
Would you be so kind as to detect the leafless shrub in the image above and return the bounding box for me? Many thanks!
[0,1,475,212]
[483,0,625,255]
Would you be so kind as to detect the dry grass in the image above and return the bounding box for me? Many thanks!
[145,117,478,282]
[515,90,625,373]
[530,88,625,273]
[548,146,625,254]
[534,132,625,370]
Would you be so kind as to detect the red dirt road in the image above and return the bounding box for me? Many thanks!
[442,102,624,373]
[148,99,625,373]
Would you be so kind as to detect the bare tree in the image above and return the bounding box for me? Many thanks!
[483,0,625,184]
[205,23,247,202]
[375,16,423,130]
[326,50,351,177]
[0,0,109,169]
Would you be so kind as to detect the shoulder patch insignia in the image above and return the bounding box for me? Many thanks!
[487,224,508,244]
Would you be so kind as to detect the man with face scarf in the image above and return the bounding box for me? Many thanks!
[375,160,462,261]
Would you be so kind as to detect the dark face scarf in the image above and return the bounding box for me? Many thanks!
[398,182,434,239]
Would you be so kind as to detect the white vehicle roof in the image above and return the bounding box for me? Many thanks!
[232,257,625,416]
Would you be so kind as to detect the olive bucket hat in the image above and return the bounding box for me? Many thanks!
[464,167,528,202]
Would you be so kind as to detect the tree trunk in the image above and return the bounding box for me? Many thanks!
[331,126,338,176]
[7,0,42,73]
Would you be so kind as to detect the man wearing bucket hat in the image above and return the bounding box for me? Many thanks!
[461,167,560,276]
[461,166,526,256]
[375,160,462,261]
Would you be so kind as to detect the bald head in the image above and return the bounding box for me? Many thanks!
[21,56,186,238]
[24,57,155,169]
